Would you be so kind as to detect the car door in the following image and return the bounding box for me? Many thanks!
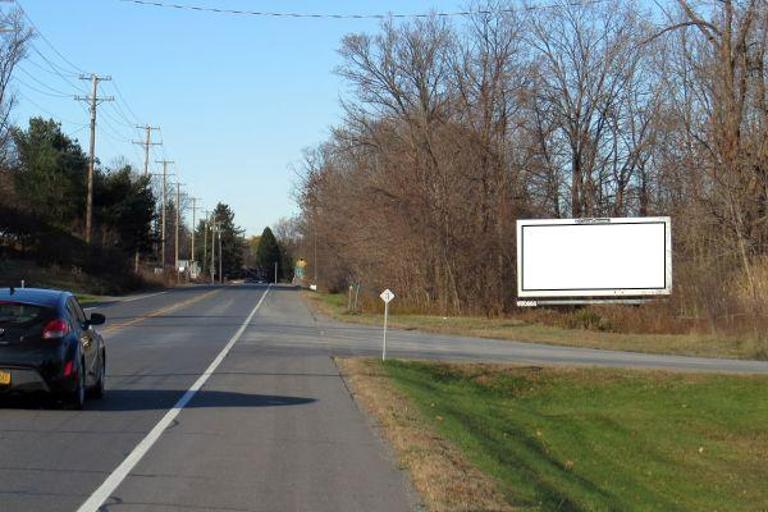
[66,298,97,383]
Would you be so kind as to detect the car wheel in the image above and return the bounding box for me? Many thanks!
[66,358,86,410]
[89,351,106,400]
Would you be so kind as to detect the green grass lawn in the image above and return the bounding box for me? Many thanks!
[383,360,768,511]
[304,291,759,360]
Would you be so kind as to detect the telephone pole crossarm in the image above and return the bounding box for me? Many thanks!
[132,125,161,176]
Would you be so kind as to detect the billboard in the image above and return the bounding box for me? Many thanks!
[516,217,672,298]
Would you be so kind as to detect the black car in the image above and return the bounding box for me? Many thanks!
[0,287,106,409]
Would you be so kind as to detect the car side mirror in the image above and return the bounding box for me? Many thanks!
[87,313,106,326]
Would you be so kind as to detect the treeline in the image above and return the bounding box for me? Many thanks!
[1,116,249,289]
[0,9,247,291]
[0,117,156,291]
[297,0,768,332]
[193,202,247,278]
[0,10,160,291]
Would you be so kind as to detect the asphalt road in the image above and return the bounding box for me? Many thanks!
[1,285,767,512]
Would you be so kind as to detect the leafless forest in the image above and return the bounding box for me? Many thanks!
[294,0,768,339]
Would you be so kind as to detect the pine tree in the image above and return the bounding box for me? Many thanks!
[255,227,281,278]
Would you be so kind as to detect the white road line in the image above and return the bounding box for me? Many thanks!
[75,285,271,512]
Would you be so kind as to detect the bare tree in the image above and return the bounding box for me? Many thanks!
[526,1,653,216]
[0,8,31,168]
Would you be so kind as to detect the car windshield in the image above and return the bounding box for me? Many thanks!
[0,302,50,327]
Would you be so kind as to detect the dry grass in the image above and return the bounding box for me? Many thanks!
[336,357,514,512]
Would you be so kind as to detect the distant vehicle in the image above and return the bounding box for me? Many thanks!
[0,288,106,409]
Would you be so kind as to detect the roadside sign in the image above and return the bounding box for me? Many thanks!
[294,258,306,280]
[380,289,395,361]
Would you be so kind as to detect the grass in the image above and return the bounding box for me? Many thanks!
[74,293,108,306]
[377,360,768,511]
[336,358,513,511]
[305,292,756,360]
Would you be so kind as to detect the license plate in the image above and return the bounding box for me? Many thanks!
[0,371,10,386]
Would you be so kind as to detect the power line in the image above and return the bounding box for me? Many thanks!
[27,43,86,91]
[96,119,147,167]
[66,124,89,138]
[105,103,135,128]
[13,75,71,98]
[111,81,142,124]
[99,121,132,144]
[108,95,139,126]
[117,0,609,19]
[157,126,171,161]
[117,0,509,18]
[14,2,150,147]
[15,0,86,74]
[99,104,136,134]
[24,56,79,79]
[16,91,83,124]
[16,65,74,96]
[14,3,162,175]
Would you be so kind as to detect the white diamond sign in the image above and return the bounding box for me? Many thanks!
[380,289,395,303]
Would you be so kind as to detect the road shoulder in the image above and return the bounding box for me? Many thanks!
[303,291,763,361]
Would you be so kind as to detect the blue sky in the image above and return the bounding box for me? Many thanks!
[13,0,466,236]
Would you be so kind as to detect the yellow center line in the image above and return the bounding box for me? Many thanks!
[100,289,222,335]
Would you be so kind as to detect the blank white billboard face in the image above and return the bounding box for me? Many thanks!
[517,218,672,298]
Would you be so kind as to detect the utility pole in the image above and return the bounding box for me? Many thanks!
[210,216,216,285]
[218,223,223,284]
[202,209,210,277]
[153,160,174,269]
[190,197,203,275]
[75,74,113,244]
[174,181,184,280]
[132,125,161,176]
[131,125,161,273]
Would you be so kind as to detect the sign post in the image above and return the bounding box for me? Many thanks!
[379,289,395,361]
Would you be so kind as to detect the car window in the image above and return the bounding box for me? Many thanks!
[71,298,87,324]
[0,302,50,327]
[66,299,84,328]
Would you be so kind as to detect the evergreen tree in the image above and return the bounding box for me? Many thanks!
[211,202,245,277]
[12,117,88,227]
[255,227,281,277]
[93,165,156,256]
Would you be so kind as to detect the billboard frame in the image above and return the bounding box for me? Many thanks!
[516,217,672,300]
